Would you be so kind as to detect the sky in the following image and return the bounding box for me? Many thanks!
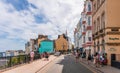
[0,0,84,52]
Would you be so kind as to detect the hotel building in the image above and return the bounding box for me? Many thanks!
[92,0,120,65]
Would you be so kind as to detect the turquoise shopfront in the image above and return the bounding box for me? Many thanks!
[39,40,54,54]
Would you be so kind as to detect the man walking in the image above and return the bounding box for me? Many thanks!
[30,50,35,62]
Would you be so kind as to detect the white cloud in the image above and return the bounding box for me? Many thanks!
[0,0,84,52]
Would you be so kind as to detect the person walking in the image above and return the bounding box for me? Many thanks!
[44,52,49,61]
[75,50,80,62]
[87,54,91,64]
[30,50,35,62]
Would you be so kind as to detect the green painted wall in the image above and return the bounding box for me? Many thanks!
[39,41,54,54]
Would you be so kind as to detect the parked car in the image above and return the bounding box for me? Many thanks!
[54,52,61,56]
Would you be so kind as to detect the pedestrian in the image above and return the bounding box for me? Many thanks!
[30,50,35,62]
[75,50,80,62]
[96,53,100,67]
[93,53,99,67]
[44,52,49,61]
[87,54,91,64]
[99,55,104,67]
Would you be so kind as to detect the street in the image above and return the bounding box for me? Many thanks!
[37,55,93,73]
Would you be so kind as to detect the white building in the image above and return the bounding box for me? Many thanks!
[74,28,79,49]
[80,0,93,56]
[75,0,93,56]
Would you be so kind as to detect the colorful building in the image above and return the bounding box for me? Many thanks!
[25,34,48,54]
[55,34,68,52]
[39,40,54,54]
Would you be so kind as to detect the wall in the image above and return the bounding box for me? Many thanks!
[55,35,68,51]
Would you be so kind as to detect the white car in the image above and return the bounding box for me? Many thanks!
[54,52,61,56]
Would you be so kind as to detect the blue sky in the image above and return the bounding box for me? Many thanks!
[0,0,84,52]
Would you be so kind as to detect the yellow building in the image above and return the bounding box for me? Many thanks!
[55,34,68,52]
[92,0,120,65]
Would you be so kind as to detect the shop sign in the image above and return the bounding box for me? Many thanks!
[109,37,119,40]
[108,48,116,51]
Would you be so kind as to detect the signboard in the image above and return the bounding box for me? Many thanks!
[108,48,116,51]
[109,38,119,40]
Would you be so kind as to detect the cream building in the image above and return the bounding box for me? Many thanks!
[92,0,120,65]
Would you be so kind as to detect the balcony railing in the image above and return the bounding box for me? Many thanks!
[86,25,92,30]
[82,21,86,24]
[86,12,92,15]
[82,32,86,35]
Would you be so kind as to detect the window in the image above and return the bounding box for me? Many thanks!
[83,25,85,31]
[88,3,91,12]
[97,41,100,52]
[88,37,92,41]
[94,3,96,12]
[102,39,105,51]
[101,12,105,29]
[94,21,96,32]
[97,0,100,8]
[88,16,91,25]
[83,36,85,43]
[97,17,100,31]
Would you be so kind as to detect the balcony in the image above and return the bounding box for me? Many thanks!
[86,41,92,44]
[86,11,92,15]
[86,25,92,30]
[82,31,86,35]
[82,21,86,24]
[82,43,86,48]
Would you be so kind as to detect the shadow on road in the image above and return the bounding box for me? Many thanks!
[56,55,93,73]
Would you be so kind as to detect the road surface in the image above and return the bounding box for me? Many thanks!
[37,55,93,73]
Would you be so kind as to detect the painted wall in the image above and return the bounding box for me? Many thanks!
[55,35,68,51]
[39,41,54,54]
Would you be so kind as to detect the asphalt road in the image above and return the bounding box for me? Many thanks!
[38,55,93,73]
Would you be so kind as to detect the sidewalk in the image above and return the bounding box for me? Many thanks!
[1,55,57,73]
[80,58,120,73]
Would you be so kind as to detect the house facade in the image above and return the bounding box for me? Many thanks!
[55,34,68,52]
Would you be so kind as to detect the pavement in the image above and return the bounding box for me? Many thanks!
[1,54,120,73]
[1,55,57,73]
[78,56,120,73]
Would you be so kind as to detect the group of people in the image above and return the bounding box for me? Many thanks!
[30,50,49,63]
[93,53,107,67]
[73,50,108,67]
